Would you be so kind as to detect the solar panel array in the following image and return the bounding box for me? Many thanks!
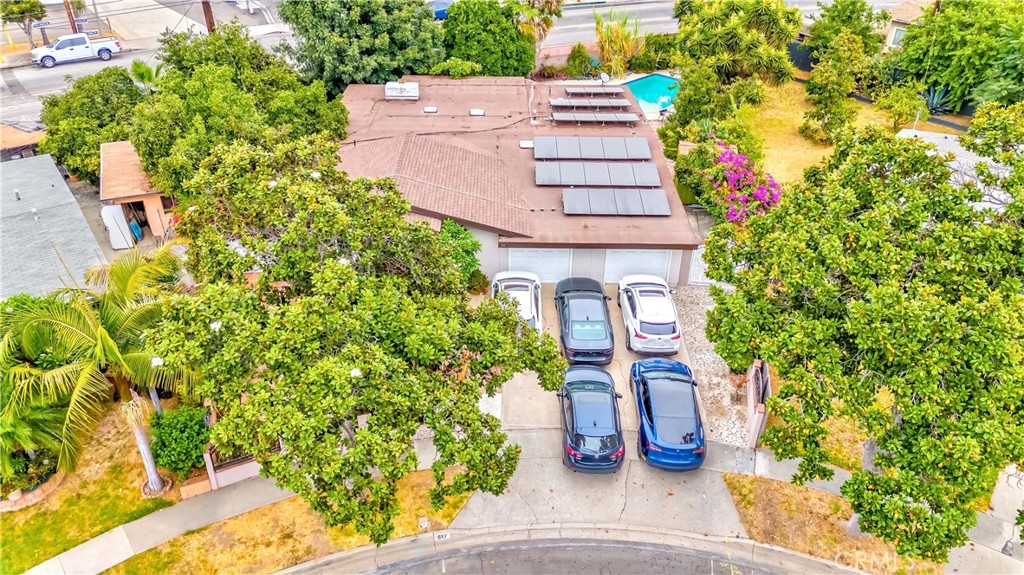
[550,98,632,109]
[536,162,661,187]
[562,188,672,216]
[533,137,652,161]
[564,86,625,96]
[551,112,639,125]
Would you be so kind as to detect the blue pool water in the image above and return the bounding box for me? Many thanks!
[625,73,679,116]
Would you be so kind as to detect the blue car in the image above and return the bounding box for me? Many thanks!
[557,366,625,473]
[630,358,706,471]
[431,0,453,19]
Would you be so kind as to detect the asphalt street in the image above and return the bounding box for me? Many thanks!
[368,540,780,575]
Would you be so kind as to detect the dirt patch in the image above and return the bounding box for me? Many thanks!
[722,474,942,575]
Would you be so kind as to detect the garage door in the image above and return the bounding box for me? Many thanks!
[604,249,671,283]
[508,248,572,283]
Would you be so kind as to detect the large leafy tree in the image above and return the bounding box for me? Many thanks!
[800,30,870,143]
[899,0,1022,110]
[971,18,1024,106]
[673,0,800,85]
[279,0,444,96]
[703,116,1024,560]
[442,0,536,77]
[0,0,46,47]
[0,245,194,472]
[806,0,888,58]
[37,67,143,183]
[151,135,565,544]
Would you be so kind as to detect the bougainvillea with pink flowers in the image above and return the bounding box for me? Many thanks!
[701,142,781,223]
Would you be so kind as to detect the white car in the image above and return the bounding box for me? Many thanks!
[618,275,681,354]
[30,33,123,68]
[491,271,543,333]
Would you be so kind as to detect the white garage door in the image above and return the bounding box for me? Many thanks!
[604,249,671,283]
[508,248,572,283]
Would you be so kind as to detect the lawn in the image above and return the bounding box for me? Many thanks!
[722,474,942,575]
[753,81,963,183]
[1,408,175,575]
[105,469,471,574]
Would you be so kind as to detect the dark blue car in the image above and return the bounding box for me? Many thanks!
[630,358,706,471]
[557,366,625,473]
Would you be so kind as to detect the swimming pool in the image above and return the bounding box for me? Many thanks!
[625,73,679,117]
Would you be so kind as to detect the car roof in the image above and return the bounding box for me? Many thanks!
[636,358,694,379]
[494,271,540,283]
[621,274,669,287]
[568,297,608,321]
[556,277,604,296]
[565,365,614,386]
[647,378,698,444]
[634,289,675,321]
[567,386,616,435]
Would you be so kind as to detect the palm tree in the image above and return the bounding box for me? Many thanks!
[129,59,165,95]
[514,0,563,54]
[595,10,645,78]
[121,391,163,492]
[1,243,193,472]
[0,377,64,482]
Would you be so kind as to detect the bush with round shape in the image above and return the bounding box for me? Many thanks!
[151,406,210,480]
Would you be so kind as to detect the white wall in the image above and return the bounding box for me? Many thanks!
[470,228,500,279]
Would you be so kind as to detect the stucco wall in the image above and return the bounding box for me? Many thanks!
[470,228,500,279]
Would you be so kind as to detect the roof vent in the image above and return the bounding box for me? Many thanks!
[469,108,486,117]
[385,81,419,101]
[423,106,438,114]
[519,140,534,149]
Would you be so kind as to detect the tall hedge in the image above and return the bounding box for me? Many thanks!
[442,0,536,77]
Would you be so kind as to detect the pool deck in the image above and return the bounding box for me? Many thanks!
[545,71,678,121]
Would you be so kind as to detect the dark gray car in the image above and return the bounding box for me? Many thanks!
[555,277,614,365]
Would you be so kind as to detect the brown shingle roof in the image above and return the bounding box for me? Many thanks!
[340,134,531,237]
[0,125,45,150]
[100,141,159,201]
[890,0,931,24]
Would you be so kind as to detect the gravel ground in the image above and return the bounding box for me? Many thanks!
[674,285,747,447]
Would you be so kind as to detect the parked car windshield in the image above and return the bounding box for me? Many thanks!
[571,320,608,340]
[640,321,676,335]
[570,391,617,452]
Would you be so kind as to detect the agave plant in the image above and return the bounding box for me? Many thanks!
[923,85,954,115]
[0,243,194,472]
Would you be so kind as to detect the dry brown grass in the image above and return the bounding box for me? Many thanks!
[753,81,964,183]
[105,469,471,575]
[723,474,942,575]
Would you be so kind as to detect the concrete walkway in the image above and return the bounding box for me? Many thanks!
[26,476,292,575]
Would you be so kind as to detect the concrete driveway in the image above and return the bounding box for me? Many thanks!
[481,284,747,539]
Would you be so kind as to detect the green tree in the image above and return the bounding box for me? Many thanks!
[0,245,195,472]
[565,43,591,77]
[150,135,566,545]
[37,67,144,183]
[673,0,800,85]
[971,19,1024,106]
[806,0,888,58]
[876,80,928,130]
[279,0,444,96]
[703,123,1024,560]
[899,0,1021,110]
[443,0,536,77]
[0,0,46,47]
[800,30,869,143]
[429,57,483,79]
[439,220,481,283]
[594,9,645,78]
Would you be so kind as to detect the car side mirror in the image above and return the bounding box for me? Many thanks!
[604,295,612,301]
[615,392,623,399]
[669,289,677,295]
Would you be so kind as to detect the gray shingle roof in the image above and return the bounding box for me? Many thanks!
[1,155,107,299]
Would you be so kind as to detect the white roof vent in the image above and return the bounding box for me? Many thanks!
[519,140,534,149]
[423,106,438,114]
[385,81,419,100]
[469,108,486,117]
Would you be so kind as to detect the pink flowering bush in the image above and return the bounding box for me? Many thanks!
[701,143,781,224]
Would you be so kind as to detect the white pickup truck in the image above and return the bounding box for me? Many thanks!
[30,33,123,68]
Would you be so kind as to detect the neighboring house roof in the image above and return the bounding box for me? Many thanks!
[341,134,532,237]
[890,0,932,24]
[100,141,159,202]
[340,76,698,250]
[897,129,1012,211]
[1,155,107,298]
[0,124,45,151]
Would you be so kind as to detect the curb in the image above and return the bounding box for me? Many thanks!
[279,523,860,574]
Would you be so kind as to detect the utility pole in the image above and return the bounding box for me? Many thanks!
[63,0,79,34]
[201,0,216,33]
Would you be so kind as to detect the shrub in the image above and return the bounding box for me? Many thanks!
[468,269,490,295]
[0,450,57,498]
[876,81,929,129]
[430,58,483,79]
[151,406,210,480]
[702,145,781,224]
[439,219,482,284]
[565,43,591,77]
[534,64,567,80]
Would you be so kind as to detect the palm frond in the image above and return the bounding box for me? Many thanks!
[121,352,198,399]
[55,364,110,471]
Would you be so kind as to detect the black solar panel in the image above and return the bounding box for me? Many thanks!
[535,162,560,186]
[607,163,636,186]
[632,163,661,186]
[602,138,628,160]
[624,138,651,160]
[537,161,659,186]
[584,163,611,186]
[639,188,671,215]
[556,136,581,159]
[561,162,587,186]
[579,137,604,159]
[562,188,591,215]
[534,137,558,160]
[615,189,645,215]
[588,190,618,214]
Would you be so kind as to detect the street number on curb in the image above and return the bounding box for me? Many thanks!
[434,532,451,540]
